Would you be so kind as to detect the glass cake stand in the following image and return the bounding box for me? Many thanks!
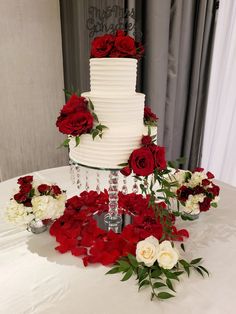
[69,159,136,232]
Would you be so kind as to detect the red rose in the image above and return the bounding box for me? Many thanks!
[177,186,193,202]
[141,135,152,146]
[17,175,33,185]
[51,185,61,195]
[38,184,51,193]
[120,166,132,176]
[129,147,154,176]
[149,144,166,171]
[144,106,158,122]
[208,183,220,196]
[202,179,211,186]
[91,34,115,58]
[193,167,204,172]
[114,35,136,57]
[193,185,206,194]
[116,29,125,37]
[207,171,214,179]
[61,94,88,115]
[14,192,27,203]
[199,197,211,212]
[56,111,94,136]
[20,183,32,194]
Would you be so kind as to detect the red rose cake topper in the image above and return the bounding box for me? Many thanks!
[91,30,144,59]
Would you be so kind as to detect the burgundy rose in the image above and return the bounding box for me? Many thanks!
[207,171,215,179]
[202,179,211,186]
[199,197,211,212]
[24,200,32,207]
[193,185,206,194]
[51,185,61,195]
[61,94,88,116]
[193,167,204,173]
[17,175,33,186]
[14,192,27,203]
[114,35,136,57]
[177,186,193,202]
[129,147,154,176]
[38,184,51,193]
[20,183,32,194]
[208,183,220,197]
[141,135,152,146]
[56,111,94,136]
[144,106,158,123]
[149,144,167,171]
[91,34,115,58]
[120,166,132,177]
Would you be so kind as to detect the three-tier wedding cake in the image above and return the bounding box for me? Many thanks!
[56,31,157,170]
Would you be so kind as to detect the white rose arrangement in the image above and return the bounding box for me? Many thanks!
[5,175,66,230]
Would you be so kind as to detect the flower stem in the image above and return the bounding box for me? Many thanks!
[148,269,158,300]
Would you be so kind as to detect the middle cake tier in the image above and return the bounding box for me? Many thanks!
[69,92,146,169]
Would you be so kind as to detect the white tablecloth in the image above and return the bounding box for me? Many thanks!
[0,166,236,314]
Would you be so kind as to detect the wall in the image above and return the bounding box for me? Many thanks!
[0,0,67,181]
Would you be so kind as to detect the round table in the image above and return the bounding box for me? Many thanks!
[0,166,235,314]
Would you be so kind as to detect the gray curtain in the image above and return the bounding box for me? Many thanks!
[60,0,218,170]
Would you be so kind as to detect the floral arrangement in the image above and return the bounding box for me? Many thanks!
[5,175,66,228]
[91,30,144,59]
[167,168,220,219]
[56,92,107,148]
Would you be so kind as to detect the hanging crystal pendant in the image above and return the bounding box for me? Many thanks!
[104,170,122,228]
[85,169,89,191]
[96,171,100,194]
[75,164,81,190]
[132,177,139,193]
[121,176,128,195]
[69,159,76,184]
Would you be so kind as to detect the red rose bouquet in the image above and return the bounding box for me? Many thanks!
[91,30,144,59]
[56,92,107,147]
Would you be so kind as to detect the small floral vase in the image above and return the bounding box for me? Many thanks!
[183,213,200,220]
[27,219,48,234]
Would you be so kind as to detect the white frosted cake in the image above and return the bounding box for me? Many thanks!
[69,58,154,169]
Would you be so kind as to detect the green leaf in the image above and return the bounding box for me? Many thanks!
[88,98,94,110]
[151,268,162,278]
[198,266,209,276]
[118,162,128,167]
[92,112,99,123]
[138,268,148,282]
[195,267,204,277]
[92,129,99,140]
[75,136,80,147]
[138,279,150,290]
[179,259,190,268]
[157,292,175,300]
[63,88,72,98]
[29,188,35,198]
[162,269,179,281]
[166,278,175,292]
[127,254,138,268]
[153,282,166,289]
[118,260,130,271]
[58,138,70,148]
[148,125,151,136]
[105,267,121,275]
[190,258,202,265]
[184,266,190,277]
[121,268,133,281]
[180,243,185,252]
[211,202,218,208]
[173,271,184,277]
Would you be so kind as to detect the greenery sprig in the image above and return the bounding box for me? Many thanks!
[106,250,209,301]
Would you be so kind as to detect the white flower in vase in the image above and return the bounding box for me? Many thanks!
[5,199,34,226]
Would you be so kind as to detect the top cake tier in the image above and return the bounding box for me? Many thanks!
[90,58,137,95]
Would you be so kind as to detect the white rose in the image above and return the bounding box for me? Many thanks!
[157,241,179,269]
[136,236,159,267]
[5,199,34,226]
